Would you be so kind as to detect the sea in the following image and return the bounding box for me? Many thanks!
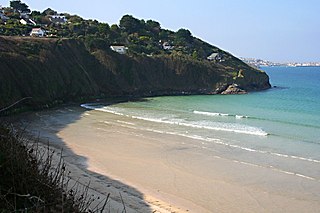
[82,66,320,181]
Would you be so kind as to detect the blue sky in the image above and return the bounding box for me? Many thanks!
[1,0,319,62]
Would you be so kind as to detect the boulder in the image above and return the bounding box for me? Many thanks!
[221,84,247,95]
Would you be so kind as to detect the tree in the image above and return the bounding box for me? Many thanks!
[110,24,120,32]
[42,8,56,16]
[119,15,142,34]
[30,10,41,17]
[97,23,110,36]
[174,28,193,45]
[10,0,30,13]
[146,20,161,34]
[68,15,83,23]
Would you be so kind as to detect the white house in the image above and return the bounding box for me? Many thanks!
[0,11,9,21]
[207,52,222,61]
[20,19,27,25]
[49,15,67,24]
[110,45,127,54]
[162,41,173,50]
[20,12,29,19]
[30,28,45,37]
[20,18,36,25]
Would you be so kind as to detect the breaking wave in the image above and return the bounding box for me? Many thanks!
[81,104,267,136]
[193,110,249,119]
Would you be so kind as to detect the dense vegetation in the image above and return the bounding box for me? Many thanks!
[1,1,221,60]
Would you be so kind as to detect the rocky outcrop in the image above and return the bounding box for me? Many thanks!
[221,84,247,95]
[0,36,271,110]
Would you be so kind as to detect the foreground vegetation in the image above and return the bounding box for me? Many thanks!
[0,124,108,212]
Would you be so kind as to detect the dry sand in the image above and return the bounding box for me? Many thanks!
[21,106,320,212]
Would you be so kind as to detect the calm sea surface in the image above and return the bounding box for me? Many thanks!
[82,66,320,181]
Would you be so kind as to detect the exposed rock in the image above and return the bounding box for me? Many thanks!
[221,84,247,95]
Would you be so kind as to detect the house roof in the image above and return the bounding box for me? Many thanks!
[208,53,219,58]
[20,18,36,25]
[31,28,42,31]
[30,28,44,33]
[0,13,9,20]
[110,45,126,48]
[49,16,67,24]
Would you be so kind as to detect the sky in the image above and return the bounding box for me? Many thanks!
[1,0,319,62]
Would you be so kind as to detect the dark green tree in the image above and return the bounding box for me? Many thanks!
[10,0,30,13]
[68,15,83,23]
[119,15,142,34]
[42,8,56,16]
[30,10,41,16]
[97,23,110,36]
[174,28,193,45]
[146,20,161,34]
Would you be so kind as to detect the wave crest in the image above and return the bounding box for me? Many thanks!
[193,110,248,119]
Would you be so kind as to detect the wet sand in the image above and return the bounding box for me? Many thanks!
[22,106,320,212]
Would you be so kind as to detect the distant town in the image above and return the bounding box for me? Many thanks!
[240,58,320,68]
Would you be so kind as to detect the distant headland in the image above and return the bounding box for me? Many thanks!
[240,57,320,68]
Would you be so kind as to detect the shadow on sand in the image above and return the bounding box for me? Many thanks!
[11,103,154,212]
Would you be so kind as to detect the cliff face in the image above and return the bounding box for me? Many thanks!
[0,36,270,109]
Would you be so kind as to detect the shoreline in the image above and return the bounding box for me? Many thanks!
[18,105,194,212]
[19,105,320,212]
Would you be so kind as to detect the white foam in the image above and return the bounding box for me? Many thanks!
[96,107,124,116]
[271,153,289,158]
[193,110,249,119]
[236,115,248,119]
[81,104,124,116]
[116,120,135,126]
[130,115,267,136]
[290,155,320,163]
[80,103,97,110]
[179,121,268,136]
[295,173,316,180]
[193,110,228,117]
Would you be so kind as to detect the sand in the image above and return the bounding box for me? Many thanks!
[20,106,320,212]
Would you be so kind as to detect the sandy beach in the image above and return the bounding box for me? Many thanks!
[20,105,320,212]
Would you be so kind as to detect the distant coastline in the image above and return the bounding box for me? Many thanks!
[240,57,320,68]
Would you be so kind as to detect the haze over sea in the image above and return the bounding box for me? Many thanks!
[82,66,320,182]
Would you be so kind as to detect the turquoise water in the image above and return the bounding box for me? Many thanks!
[82,66,320,180]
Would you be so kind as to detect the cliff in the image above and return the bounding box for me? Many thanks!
[0,36,270,110]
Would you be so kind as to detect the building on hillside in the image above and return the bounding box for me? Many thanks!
[162,41,174,50]
[30,28,45,37]
[0,11,9,22]
[207,52,223,61]
[110,45,128,54]
[20,12,29,19]
[20,18,36,25]
[49,15,67,24]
